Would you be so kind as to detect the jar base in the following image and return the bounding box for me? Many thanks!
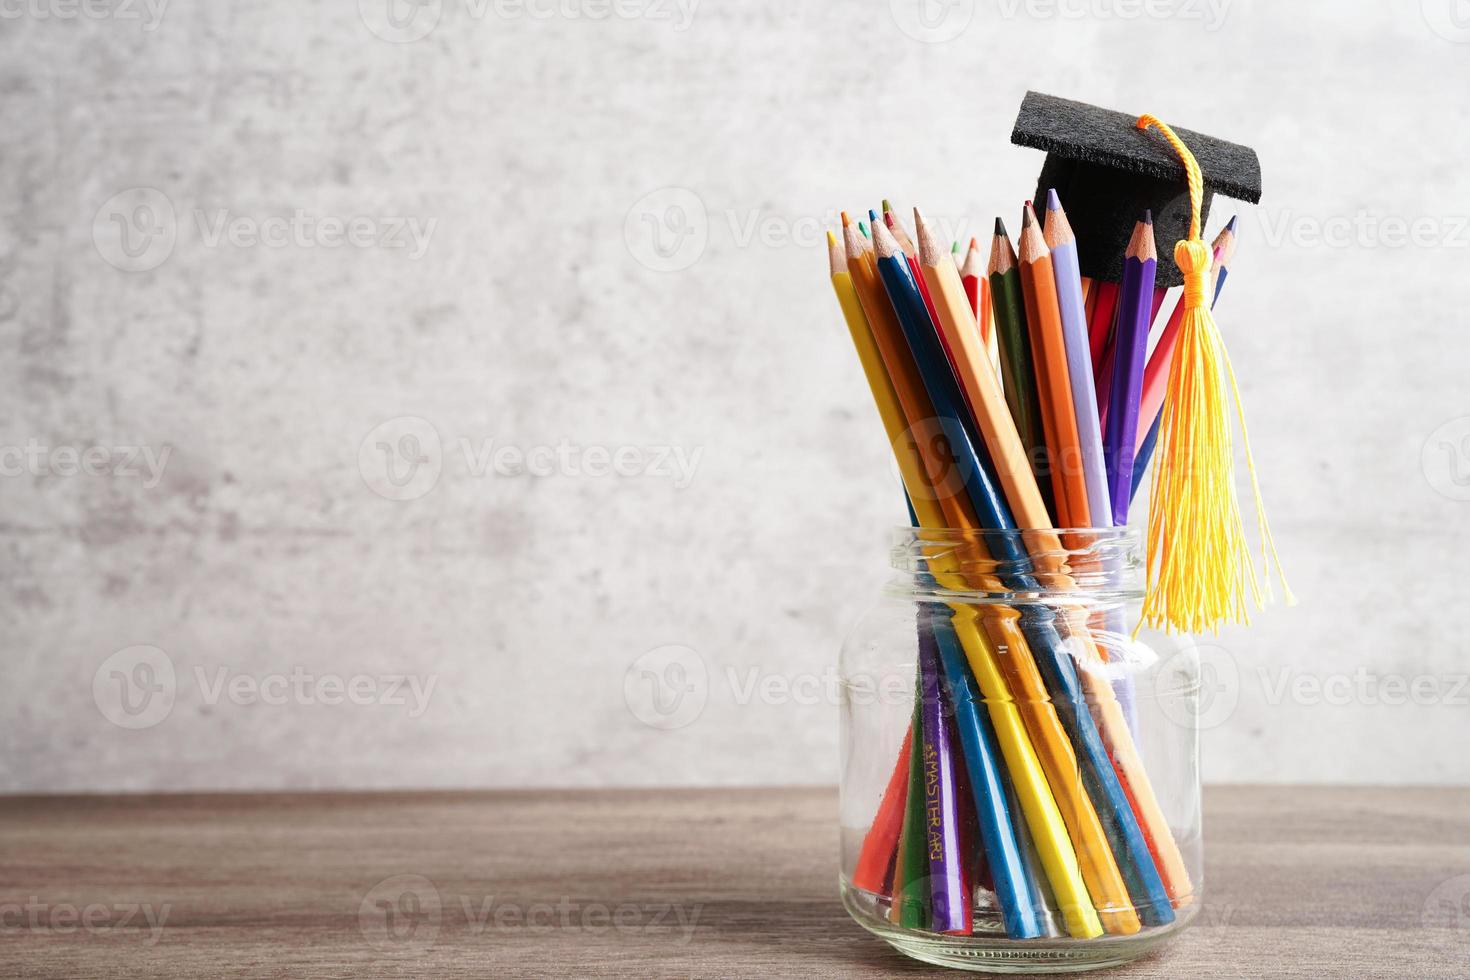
[841,882,1189,974]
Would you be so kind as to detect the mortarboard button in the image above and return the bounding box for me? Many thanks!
[1011,91,1262,288]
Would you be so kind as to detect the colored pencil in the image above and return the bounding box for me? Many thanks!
[1017,204,1091,528]
[920,625,972,934]
[894,658,931,928]
[884,204,944,337]
[1103,214,1158,525]
[988,220,1052,518]
[1096,287,1167,427]
[960,236,999,375]
[1043,189,1111,525]
[1086,280,1118,376]
[916,211,1056,537]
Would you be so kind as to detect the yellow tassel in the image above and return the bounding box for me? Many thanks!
[1135,114,1294,635]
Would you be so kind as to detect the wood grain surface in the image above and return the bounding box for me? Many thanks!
[2,786,1467,978]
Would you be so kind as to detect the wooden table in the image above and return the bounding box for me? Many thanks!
[3,786,1466,977]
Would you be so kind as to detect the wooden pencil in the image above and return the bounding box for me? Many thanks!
[1042,190,1111,525]
[1102,213,1158,525]
[1017,204,1091,528]
[987,220,1052,518]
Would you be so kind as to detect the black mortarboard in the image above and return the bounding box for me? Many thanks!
[1011,91,1262,288]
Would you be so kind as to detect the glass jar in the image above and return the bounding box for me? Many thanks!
[839,525,1204,973]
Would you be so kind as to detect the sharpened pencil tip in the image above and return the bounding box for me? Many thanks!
[1021,203,1036,228]
[994,217,1006,237]
[881,199,893,215]
[826,229,837,248]
[1143,209,1153,225]
[1226,214,1238,234]
[858,221,869,238]
[840,211,851,227]
[969,236,978,250]
[1046,188,1061,211]
[868,208,880,225]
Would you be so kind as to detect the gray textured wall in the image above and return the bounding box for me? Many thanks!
[3,0,1468,792]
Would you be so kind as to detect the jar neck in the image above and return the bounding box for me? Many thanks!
[887,526,1144,603]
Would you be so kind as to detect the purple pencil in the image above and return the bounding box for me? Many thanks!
[1103,213,1158,526]
[919,626,971,934]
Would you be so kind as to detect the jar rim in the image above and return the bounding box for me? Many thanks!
[887,525,1144,602]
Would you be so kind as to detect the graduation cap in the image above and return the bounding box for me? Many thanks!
[1011,91,1262,288]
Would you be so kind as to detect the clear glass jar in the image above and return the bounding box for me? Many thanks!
[839,526,1203,973]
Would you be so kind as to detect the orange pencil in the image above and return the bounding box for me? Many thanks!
[1016,204,1091,529]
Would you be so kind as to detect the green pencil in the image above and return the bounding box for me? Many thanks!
[988,218,1053,518]
[894,659,931,929]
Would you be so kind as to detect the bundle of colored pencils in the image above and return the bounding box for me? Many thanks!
[824,196,1235,938]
